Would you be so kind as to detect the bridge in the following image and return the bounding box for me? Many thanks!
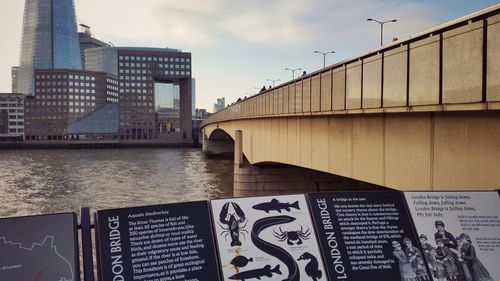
[201,5,500,196]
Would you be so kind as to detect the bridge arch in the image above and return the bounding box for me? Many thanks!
[207,128,233,141]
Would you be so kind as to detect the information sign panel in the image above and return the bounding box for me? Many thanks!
[95,201,221,281]
[211,194,326,281]
[404,191,500,281]
[0,212,79,281]
[307,191,429,281]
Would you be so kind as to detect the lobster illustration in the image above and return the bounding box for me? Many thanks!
[218,202,248,247]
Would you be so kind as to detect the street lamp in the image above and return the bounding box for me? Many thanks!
[366,18,397,46]
[313,50,335,68]
[285,68,302,80]
[267,78,281,87]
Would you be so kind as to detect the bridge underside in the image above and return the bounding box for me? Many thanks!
[203,111,500,191]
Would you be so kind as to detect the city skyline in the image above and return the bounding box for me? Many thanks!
[0,0,498,111]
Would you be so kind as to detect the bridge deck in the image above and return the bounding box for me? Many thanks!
[203,4,500,127]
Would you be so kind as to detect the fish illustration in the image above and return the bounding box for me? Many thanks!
[252,198,300,213]
[252,216,300,281]
[298,252,322,281]
[230,255,254,268]
[228,264,281,281]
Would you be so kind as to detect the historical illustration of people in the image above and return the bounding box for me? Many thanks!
[392,238,432,281]
[456,233,493,281]
[393,240,419,281]
[415,220,495,281]
[434,221,457,249]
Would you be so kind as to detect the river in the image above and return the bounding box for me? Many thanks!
[0,148,234,217]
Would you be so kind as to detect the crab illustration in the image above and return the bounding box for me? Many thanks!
[273,225,311,245]
[218,202,248,247]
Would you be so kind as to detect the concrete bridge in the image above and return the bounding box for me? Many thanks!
[201,5,500,196]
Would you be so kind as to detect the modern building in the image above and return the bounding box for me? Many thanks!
[78,24,110,69]
[11,67,19,93]
[0,93,25,141]
[85,47,193,141]
[17,0,82,96]
[213,97,225,113]
[24,69,118,141]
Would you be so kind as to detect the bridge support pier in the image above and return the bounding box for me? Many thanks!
[233,130,382,197]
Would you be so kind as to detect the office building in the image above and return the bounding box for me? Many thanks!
[78,24,110,69]
[85,47,192,141]
[24,69,118,141]
[0,93,25,141]
[18,0,82,95]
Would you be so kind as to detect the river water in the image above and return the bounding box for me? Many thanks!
[0,148,234,218]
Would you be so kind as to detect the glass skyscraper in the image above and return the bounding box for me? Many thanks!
[18,0,82,95]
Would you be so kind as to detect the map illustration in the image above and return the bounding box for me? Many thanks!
[0,235,74,281]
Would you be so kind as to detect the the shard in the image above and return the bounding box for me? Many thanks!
[17,0,82,95]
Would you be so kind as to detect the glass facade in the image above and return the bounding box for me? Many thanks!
[18,0,82,96]
[155,82,180,131]
[52,0,81,69]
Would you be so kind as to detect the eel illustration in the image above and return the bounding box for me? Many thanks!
[252,199,300,213]
[298,252,322,281]
[251,215,300,281]
[228,264,281,281]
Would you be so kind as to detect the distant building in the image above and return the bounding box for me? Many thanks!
[18,0,82,96]
[11,67,19,93]
[0,93,25,141]
[24,69,118,141]
[192,78,196,119]
[85,47,192,141]
[78,24,110,69]
[213,97,225,113]
[195,108,209,119]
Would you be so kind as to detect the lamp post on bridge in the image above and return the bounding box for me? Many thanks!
[266,78,281,87]
[285,68,302,80]
[313,50,335,68]
[366,18,397,46]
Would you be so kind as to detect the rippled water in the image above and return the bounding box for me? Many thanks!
[0,148,234,217]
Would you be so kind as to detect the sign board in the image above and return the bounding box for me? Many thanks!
[211,194,326,281]
[0,212,79,281]
[94,201,221,281]
[307,191,430,281]
[404,191,500,281]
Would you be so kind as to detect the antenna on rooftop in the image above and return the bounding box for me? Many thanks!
[79,23,91,36]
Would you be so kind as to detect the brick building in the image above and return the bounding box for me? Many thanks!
[24,69,118,140]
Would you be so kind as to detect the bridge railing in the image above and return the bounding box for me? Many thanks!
[202,4,500,127]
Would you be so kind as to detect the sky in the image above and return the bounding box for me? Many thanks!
[0,0,498,112]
